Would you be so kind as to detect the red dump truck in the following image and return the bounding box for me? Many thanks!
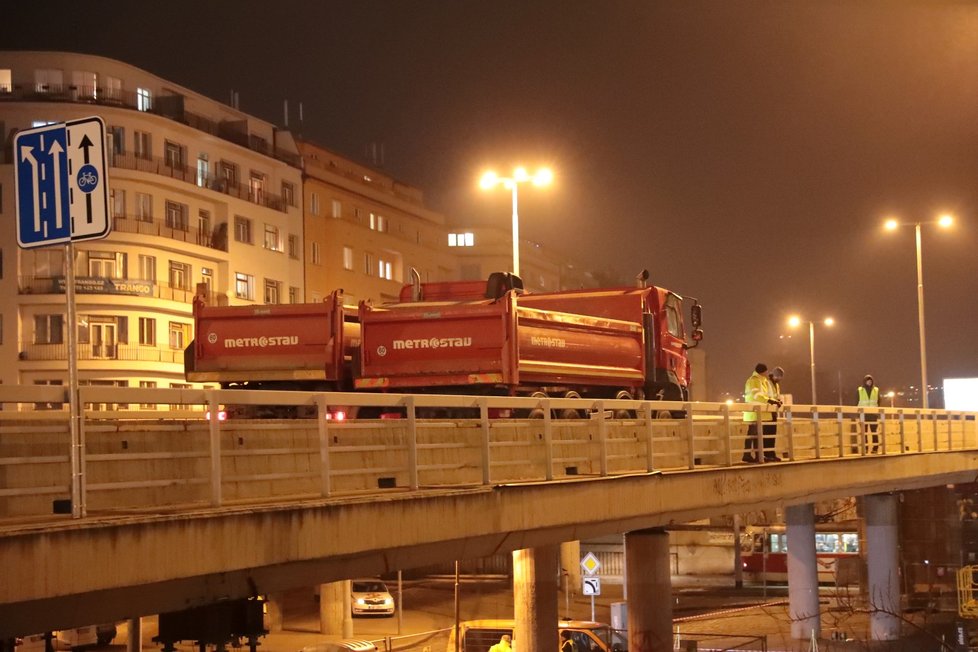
[356,271,702,406]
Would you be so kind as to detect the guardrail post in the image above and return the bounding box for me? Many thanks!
[722,403,733,467]
[406,396,419,490]
[784,405,795,461]
[836,407,845,458]
[644,402,656,472]
[916,410,924,452]
[898,409,906,454]
[857,408,867,456]
[685,403,695,469]
[596,401,608,476]
[208,392,222,507]
[812,407,821,460]
[879,410,887,455]
[932,411,939,452]
[479,397,491,485]
[543,399,554,480]
[316,395,331,497]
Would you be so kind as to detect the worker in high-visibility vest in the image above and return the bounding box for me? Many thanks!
[857,374,880,453]
[742,363,781,463]
[766,366,785,460]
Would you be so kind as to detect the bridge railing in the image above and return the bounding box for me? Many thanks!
[0,386,974,521]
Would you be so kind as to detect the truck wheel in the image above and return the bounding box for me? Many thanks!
[613,391,634,419]
[559,391,583,419]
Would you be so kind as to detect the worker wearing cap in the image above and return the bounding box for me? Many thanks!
[742,363,781,463]
[857,374,880,453]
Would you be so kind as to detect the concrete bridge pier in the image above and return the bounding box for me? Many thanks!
[126,617,141,652]
[319,580,353,637]
[265,592,285,632]
[513,545,559,652]
[625,528,672,652]
[786,503,820,640]
[865,493,901,641]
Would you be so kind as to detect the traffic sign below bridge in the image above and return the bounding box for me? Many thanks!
[14,116,110,249]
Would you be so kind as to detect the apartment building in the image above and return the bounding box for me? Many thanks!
[299,140,457,305]
[0,51,304,394]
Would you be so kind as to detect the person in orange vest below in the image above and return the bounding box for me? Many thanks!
[858,374,881,453]
[742,363,781,463]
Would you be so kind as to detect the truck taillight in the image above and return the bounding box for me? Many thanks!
[325,410,347,422]
[206,410,228,421]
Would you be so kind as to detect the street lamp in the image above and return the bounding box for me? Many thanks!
[479,166,553,277]
[883,214,954,409]
[788,315,835,404]
[885,390,896,408]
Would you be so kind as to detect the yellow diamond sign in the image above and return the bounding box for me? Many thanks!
[581,552,601,575]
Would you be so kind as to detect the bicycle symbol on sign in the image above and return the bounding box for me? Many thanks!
[77,165,99,192]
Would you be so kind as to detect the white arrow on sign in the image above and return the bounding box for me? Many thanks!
[20,145,40,232]
[49,140,65,229]
[582,576,601,596]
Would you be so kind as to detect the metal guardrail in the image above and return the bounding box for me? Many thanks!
[0,386,974,522]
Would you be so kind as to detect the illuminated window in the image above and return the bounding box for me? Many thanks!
[235,272,254,300]
[378,258,393,280]
[135,193,152,221]
[343,246,354,271]
[0,69,11,93]
[263,223,281,251]
[169,261,191,290]
[136,87,152,111]
[448,232,475,247]
[168,322,188,349]
[332,199,342,218]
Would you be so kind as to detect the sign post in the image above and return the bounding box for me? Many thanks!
[15,116,110,519]
[581,552,602,622]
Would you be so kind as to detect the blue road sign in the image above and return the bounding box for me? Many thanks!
[14,116,110,249]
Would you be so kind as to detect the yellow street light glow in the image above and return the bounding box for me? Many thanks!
[513,166,530,182]
[938,214,954,228]
[884,218,899,231]
[824,317,835,327]
[479,171,499,190]
[787,315,801,328]
[886,391,896,398]
[533,167,554,186]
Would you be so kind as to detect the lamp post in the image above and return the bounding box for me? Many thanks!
[788,315,835,404]
[884,214,953,409]
[885,390,896,408]
[479,166,553,277]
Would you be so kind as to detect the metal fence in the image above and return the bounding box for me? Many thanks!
[0,385,974,521]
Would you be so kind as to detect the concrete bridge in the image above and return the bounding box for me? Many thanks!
[1,385,975,645]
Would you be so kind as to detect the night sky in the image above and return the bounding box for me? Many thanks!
[7,1,978,402]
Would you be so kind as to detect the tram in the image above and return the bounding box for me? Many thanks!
[741,524,860,584]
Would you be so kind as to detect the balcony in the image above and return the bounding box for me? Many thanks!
[111,213,228,251]
[18,275,204,304]
[0,83,301,167]
[18,342,185,364]
[109,152,290,213]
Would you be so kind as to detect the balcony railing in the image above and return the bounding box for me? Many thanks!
[18,342,185,364]
[18,275,203,304]
[109,152,291,213]
[110,213,228,251]
[0,83,301,167]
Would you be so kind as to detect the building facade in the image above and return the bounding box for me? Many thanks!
[0,51,304,395]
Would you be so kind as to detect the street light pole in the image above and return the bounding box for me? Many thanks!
[480,167,553,279]
[510,181,520,277]
[914,222,929,409]
[808,320,817,405]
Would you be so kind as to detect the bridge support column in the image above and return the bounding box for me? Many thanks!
[126,617,141,652]
[865,493,901,641]
[786,503,820,640]
[319,580,353,638]
[559,540,581,615]
[625,528,672,652]
[513,544,559,652]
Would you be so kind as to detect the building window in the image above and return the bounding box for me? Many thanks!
[196,153,209,187]
[164,140,185,169]
[263,223,282,251]
[110,188,125,218]
[311,242,321,265]
[235,272,254,300]
[364,252,375,276]
[138,318,156,346]
[0,68,11,93]
[135,193,152,221]
[134,131,151,159]
[138,255,156,282]
[234,216,253,244]
[343,246,354,271]
[168,322,188,349]
[354,208,363,221]
[219,160,238,188]
[369,213,387,232]
[288,234,299,259]
[449,232,475,247]
[136,87,152,112]
[34,314,64,344]
[201,267,213,292]
[331,199,342,218]
[264,279,281,304]
[249,171,265,204]
[165,201,189,231]
[288,287,299,304]
[282,181,295,207]
[310,192,320,216]
[378,258,393,281]
[104,76,122,101]
[34,68,63,93]
[169,261,192,290]
[87,250,118,278]
[198,209,212,237]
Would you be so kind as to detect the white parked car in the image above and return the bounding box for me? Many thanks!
[350,579,395,617]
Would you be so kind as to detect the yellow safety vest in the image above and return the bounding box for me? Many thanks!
[857,385,879,407]
[744,372,775,422]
